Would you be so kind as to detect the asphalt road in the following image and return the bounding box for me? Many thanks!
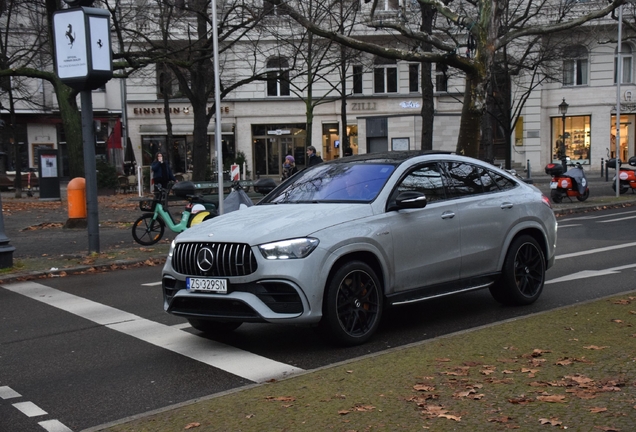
[1,205,636,432]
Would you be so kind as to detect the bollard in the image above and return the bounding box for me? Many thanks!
[601,158,604,178]
[65,177,88,228]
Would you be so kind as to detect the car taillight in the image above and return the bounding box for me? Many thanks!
[541,195,552,208]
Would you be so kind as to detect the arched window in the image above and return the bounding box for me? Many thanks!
[373,57,397,93]
[266,57,290,97]
[563,45,588,86]
[615,43,632,84]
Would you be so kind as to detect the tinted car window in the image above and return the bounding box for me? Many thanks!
[394,163,446,203]
[264,163,396,204]
[487,170,518,191]
[443,161,485,198]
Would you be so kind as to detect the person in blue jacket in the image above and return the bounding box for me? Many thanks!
[151,152,176,191]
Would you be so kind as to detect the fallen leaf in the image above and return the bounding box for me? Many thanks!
[338,410,350,415]
[556,359,573,366]
[438,414,461,421]
[488,416,514,423]
[353,405,375,412]
[589,407,608,413]
[612,299,631,305]
[413,384,435,392]
[583,345,609,350]
[611,319,623,324]
[508,396,533,404]
[184,422,201,429]
[539,417,563,426]
[265,396,295,402]
[537,395,566,403]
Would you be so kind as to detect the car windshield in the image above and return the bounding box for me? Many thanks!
[262,163,397,204]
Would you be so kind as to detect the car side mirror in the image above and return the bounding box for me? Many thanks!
[392,191,427,210]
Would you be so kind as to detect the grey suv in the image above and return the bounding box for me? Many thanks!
[162,151,557,345]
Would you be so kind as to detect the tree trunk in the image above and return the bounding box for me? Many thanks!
[457,74,483,158]
[57,85,84,178]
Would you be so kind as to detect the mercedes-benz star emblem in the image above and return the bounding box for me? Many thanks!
[196,247,214,272]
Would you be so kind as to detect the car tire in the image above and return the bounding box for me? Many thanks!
[188,319,242,335]
[322,261,383,346]
[490,235,545,306]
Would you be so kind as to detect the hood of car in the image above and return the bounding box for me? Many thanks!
[175,203,374,245]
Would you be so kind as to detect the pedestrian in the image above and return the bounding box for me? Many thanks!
[281,155,297,180]
[151,152,176,191]
[306,145,323,167]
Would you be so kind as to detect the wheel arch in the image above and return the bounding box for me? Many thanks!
[323,251,386,311]
[503,227,550,269]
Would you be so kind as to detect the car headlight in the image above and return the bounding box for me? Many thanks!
[258,238,319,260]
[168,240,176,258]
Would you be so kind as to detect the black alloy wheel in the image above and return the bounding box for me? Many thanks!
[490,235,545,306]
[322,261,383,346]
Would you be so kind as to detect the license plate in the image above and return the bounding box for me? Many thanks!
[550,181,557,189]
[187,277,227,293]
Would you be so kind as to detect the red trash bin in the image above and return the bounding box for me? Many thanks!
[67,177,87,219]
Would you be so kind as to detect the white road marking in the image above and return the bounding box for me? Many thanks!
[0,386,21,399]
[12,401,47,417]
[38,420,74,432]
[141,282,162,286]
[560,210,636,221]
[171,322,192,330]
[2,282,303,383]
[556,241,636,260]
[546,263,636,284]
[597,215,636,223]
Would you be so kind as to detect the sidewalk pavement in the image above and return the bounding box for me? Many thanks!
[0,170,635,284]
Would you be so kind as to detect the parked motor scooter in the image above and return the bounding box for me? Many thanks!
[606,156,636,194]
[545,162,590,203]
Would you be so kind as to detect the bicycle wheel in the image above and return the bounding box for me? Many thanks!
[132,213,165,245]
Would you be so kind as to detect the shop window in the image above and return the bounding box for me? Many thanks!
[409,64,419,92]
[435,63,448,92]
[373,0,400,11]
[352,65,363,94]
[264,0,289,16]
[266,57,290,97]
[562,45,588,86]
[551,115,591,164]
[614,43,633,84]
[157,63,189,99]
[373,57,397,94]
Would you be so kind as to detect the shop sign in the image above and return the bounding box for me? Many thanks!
[351,102,377,111]
[400,101,421,109]
[132,106,230,115]
[267,129,291,135]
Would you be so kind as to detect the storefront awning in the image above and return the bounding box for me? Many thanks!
[139,123,234,135]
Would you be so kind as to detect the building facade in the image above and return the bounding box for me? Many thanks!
[1,1,634,183]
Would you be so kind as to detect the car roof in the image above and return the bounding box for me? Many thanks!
[328,150,453,165]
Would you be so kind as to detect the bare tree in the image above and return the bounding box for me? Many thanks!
[267,0,626,158]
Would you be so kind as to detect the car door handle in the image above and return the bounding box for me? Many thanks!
[441,211,455,219]
[501,202,514,210]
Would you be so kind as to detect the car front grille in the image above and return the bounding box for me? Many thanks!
[172,242,258,277]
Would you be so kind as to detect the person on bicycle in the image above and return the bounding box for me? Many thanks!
[151,152,176,191]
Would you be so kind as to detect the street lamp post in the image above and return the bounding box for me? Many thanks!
[558,98,569,172]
